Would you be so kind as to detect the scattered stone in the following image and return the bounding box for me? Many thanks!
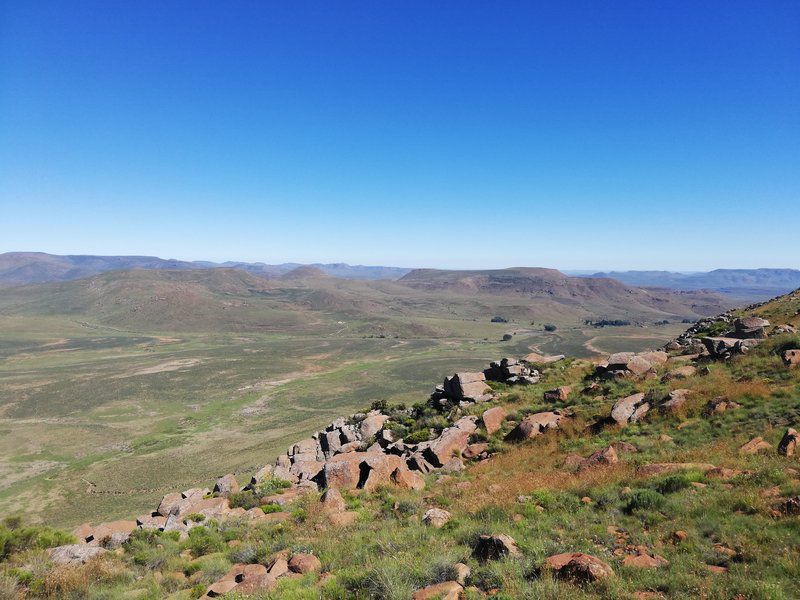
[661,365,696,381]
[779,496,800,515]
[423,508,451,529]
[472,534,521,561]
[659,434,673,442]
[659,389,691,415]
[702,337,760,360]
[463,443,489,459]
[454,563,470,585]
[704,397,742,415]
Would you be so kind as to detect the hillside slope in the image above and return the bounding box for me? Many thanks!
[2,289,798,599]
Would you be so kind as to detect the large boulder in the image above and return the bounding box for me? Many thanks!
[610,393,649,425]
[702,337,760,360]
[544,552,614,583]
[733,317,769,339]
[321,452,407,490]
[505,412,562,441]
[444,372,491,400]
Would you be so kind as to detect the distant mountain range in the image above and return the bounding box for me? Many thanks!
[581,269,800,301]
[0,252,411,286]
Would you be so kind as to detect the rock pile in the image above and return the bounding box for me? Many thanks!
[483,357,540,386]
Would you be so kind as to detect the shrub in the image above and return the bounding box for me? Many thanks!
[625,489,666,513]
[184,513,206,523]
[405,429,432,444]
[544,324,557,332]
[261,504,283,514]
[183,526,225,557]
[228,490,260,510]
[0,518,74,560]
[255,478,293,497]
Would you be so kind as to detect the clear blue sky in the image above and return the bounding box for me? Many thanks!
[1,1,798,270]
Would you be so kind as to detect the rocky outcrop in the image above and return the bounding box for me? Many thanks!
[702,337,761,360]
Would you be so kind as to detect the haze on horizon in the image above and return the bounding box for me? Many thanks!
[1,2,798,270]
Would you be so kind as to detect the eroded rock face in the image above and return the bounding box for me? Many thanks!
[472,534,520,561]
[505,412,563,441]
[611,393,649,425]
[544,552,614,583]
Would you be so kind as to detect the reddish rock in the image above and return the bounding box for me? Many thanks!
[412,581,464,600]
[622,553,669,569]
[739,437,772,455]
[320,488,346,513]
[578,445,618,470]
[544,552,614,582]
[463,443,489,459]
[390,466,425,490]
[288,553,322,574]
[611,393,649,425]
[482,406,507,435]
[423,508,451,529]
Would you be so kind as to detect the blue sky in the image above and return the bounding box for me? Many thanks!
[1,1,798,270]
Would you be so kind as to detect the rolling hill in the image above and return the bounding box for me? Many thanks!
[585,268,800,301]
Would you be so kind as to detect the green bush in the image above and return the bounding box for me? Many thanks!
[625,489,666,513]
[261,504,283,514]
[255,478,293,497]
[228,490,260,510]
[182,526,225,557]
[405,429,431,444]
[0,518,74,560]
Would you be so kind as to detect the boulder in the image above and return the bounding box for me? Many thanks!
[423,508,451,529]
[739,437,772,455]
[267,557,289,577]
[359,413,389,439]
[463,443,489,459]
[704,397,742,415]
[322,453,363,489]
[88,520,137,546]
[482,407,507,435]
[445,372,490,400]
[778,428,798,457]
[783,350,800,368]
[412,581,464,600]
[248,465,274,488]
[544,552,614,583]
[425,426,472,467]
[454,563,470,586]
[734,317,769,339]
[320,488,346,513]
[288,553,322,574]
[49,544,106,566]
[702,337,760,360]
[157,492,183,517]
[472,534,520,561]
[213,474,238,497]
[578,446,618,470]
[659,389,691,415]
[506,411,562,441]
[611,393,649,425]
